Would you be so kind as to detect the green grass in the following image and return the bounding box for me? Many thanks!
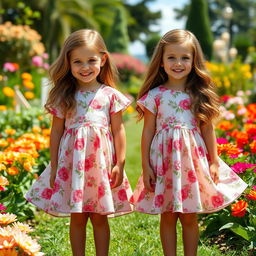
[31,116,247,255]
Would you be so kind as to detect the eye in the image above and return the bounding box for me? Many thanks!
[182,56,190,60]
[168,56,175,60]
[89,59,97,63]
[73,60,81,64]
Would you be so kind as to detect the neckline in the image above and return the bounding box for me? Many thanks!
[159,85,186,92]
[79,84,104,93]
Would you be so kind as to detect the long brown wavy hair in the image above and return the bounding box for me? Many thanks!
[137,29,220,125]
[45,29,118,115]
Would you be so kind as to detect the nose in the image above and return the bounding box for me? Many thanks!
[81,62,89,68]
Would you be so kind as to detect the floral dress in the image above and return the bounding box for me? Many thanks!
[25,85,133,217]
[131,85,247,214]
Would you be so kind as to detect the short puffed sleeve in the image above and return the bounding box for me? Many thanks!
[109,89,132,115]
[137,92,156,115]
[47,105,65,119]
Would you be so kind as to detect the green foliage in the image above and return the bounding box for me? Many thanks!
[107,7,129,54]
[186,0,213,60]
[234,33,253,61]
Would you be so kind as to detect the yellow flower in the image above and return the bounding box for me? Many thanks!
[0,164,6,171]
[2,87,15,97]
[24,91,34,100]
[42,129,50,136]
[0,213,17,225]
[0,139,8,148]
[23,80,34,90]
[0,176,8,186]
[0,105,7,111]
[21,72,32,81]
[4,129,16,136]
[126,106,134,114]
[12,222,33,233]
[23,161,32,171]
[32,126,41,133]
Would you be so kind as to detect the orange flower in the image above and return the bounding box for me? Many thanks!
[24,91,34,100]
[249,140,256,153]
[247,190,256,200]
[0,105,7,111]
[23,80,34,90]
[32,126,41,133]
[4,129,16,136]
[247,103,256,120]
[21,72,32,81]
[0,176,9,186]
[231,200,248,217]
[2,87,14,98]
[217,143,241,156]
[7,166,19,175]
[0,139,8,148]
[216,120,234,131]
[230,130,248,148]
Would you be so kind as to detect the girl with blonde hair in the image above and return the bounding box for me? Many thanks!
[26,29,133,256]
[131,29,247,256]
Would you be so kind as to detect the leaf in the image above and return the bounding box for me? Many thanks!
[219,222,250,241]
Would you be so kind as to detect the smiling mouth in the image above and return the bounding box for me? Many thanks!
[80,72,93,77]
[172,69,184,73]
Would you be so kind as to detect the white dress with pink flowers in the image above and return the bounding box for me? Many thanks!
[131,85,247,214]
[25,85,133,217]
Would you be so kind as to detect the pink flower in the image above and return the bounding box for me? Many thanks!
[98,183,105,199]
[173,139,182,151]
[158,143,164,154]
[73,189,83,202]
[0,203,7,211]
[85,155,95,170]
[179,99,191,110]
[52,182,60,194]
[87,176,95,187]
[154,194,164,207]
[3,62,19,72]
[74,138,85,151]
[83,203,94,212]
[77,160,84,171]
[118,189,127,201]
[181,185,190,201]
[90,99,102,109]
[166,178,173,189]
[138,190,146,202]
[155,95,161,107]
[195,146,205,158]
[211,194,224,207]
[32,56,43,67]
[41,188,53,200]
[58,167,69,181]
[231,162,256,174]
[188,170,197,183]
[139,92,148,102]
[252,185,256,190]
[217,138,228,144]
[174,160,181,170]
[167,138,173,153]
[93,135,100,151]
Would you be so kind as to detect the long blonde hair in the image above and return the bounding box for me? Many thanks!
[45,29,118,115]
[137,29,220,125]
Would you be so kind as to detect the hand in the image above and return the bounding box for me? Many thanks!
[143,165,156,192]
[110,165,124,188]
[49,167,57,189]
[210,162,219,184]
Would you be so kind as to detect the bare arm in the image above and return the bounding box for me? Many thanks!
[200,122,219,184]
[49,116,65,188]
[110,111,126,188]
[141,109,156,192]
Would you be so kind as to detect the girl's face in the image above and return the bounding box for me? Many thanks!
[70,45,106,89]
[162,42,193,86]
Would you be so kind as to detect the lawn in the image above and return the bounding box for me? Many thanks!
[31,116,244,255]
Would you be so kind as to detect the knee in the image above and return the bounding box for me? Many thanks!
[161,212,179,226]
[90,213,108,228]
[179,213,198,227]
[71,213,88,226]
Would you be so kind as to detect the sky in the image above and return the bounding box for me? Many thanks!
[128,0,189,56]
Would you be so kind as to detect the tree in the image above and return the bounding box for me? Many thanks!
[107,7,129,53]
[186,0,213,60]
[145,33,161,59]
[124,0,161,42]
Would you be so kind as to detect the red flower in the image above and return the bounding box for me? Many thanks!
[74,138,85,151]
[118,189,127,201]
[187,170,197,183]
[98,183,105,199]
[85,154,95,170]
[137,189,146,202]
[181,185,190,201]
[211,194,224,207]
[41,188,53,200]
[93,135,100,151]
[58,167,69,181]
[154,194,164,207]
[247,190,256,200]
[179,99,191,110]
[231,200,248,217]
[73,189,83,202]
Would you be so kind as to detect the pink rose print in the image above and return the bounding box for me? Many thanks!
[167,138,173,153]
[83,203,95,212]
[211,194,224,207]
[159,157,169,176]
[166,178,173,189]
[181,185,190,201]
[158,143,164,154]
[58,167,69,181]
[195,146,205,158]
[154,194,164,207]
[52,182,60,194]
[155,95,161,107]
[74,138,85,151]
[174,160,181,170]
[188,170,197,183]
[49,107,57,116]
[118,189,128,201]
[41,188,53,200]
[87,176,96,187]
[98,183,105,199]
[173,139,182,151]
[179,99,191,110]
[93,135,100,151]
[77,160,84,171]
[73,189,83,203]
[138,190,146,202]
[191,118,197,127]
[90,99,102,109]
[140,93,148,101]
[85,154,95,170]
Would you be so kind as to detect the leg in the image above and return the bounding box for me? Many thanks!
[90,213,110,256]
[160,212,179,256]
[70,213,89,256]
[178,213,199,256]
